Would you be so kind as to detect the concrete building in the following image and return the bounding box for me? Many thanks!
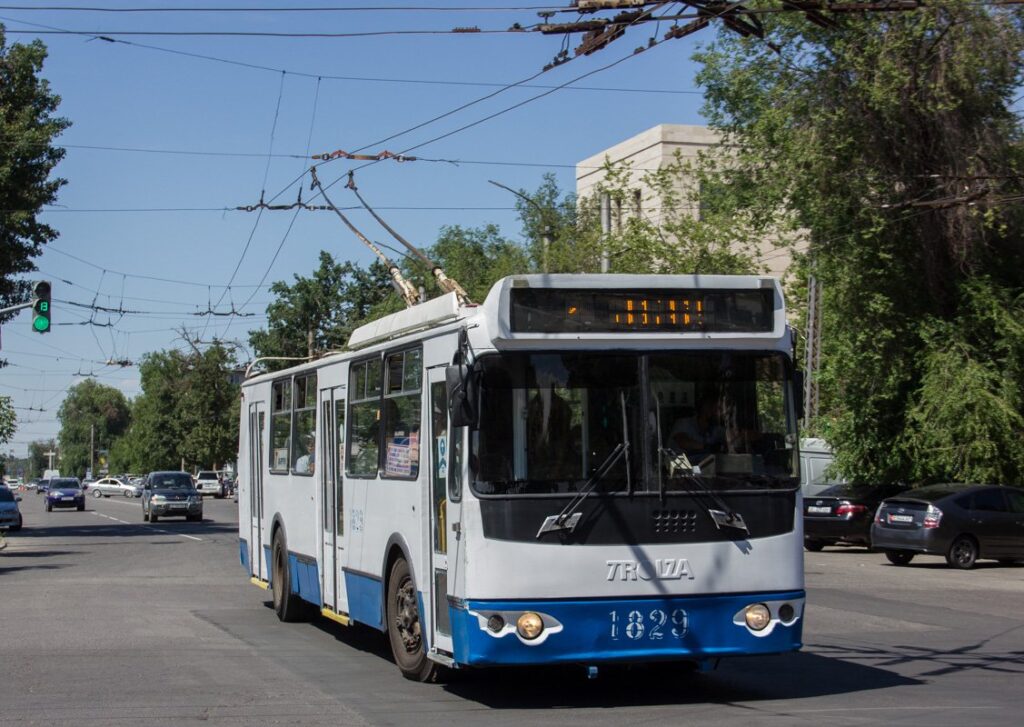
[575,124,804,281]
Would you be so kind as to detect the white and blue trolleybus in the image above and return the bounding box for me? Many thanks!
[237,273,805,681]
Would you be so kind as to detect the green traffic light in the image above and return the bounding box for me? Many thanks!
[33,316,50,332]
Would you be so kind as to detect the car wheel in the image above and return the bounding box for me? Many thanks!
[11,515,22,531]
[386,556,441,682]
[123,490,133,498]
[93,489,103,498]
[45,502,52,512]
[271,531,309,623]
[150,512,158,523]
[77,503,84,511]
[885,550,914,566]
[804,539,826,552]
[946,536,978,570]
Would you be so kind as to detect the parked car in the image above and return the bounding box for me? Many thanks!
[90,477,141,498]
[804,483,907,551]
[194,470,225,499]
[0,486,23,531]
[37,479,51,494]
[45,478,85,512]
[25,479,40,492]
[872,484,1024,569]
[799,438,847,497]
[142,471,203,523]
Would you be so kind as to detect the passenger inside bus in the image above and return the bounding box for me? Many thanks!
[294,434,316,474]
[668,395,725,454]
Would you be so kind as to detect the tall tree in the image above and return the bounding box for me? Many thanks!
[0,395,15,449]
[0,27,69,331]
[57,380,130,478]
[694,3,1024,483]
[249,253,394,368]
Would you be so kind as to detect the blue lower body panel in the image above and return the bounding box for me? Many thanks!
[345,570,384,630]
[451,590,805,666]
[239,538,249,571]
[289,553,321,607]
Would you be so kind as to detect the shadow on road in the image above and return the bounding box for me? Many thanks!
[0,563,66,575]
[11,520,237,540]
[0,549,80,558]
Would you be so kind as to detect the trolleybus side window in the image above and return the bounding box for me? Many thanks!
[270,379,291,473]
[382,347,422,479]
[347,357,382,478]
[292,373,317,475]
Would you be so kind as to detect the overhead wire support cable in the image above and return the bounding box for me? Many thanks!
[309,166,419,308]
[345,172,471,305]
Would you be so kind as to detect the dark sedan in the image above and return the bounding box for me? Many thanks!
[804,483,906,551]
[45,478,85,512]
[142,471,203,523]
[871,484,1024,569]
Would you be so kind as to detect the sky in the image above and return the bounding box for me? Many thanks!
[0,1,713,457]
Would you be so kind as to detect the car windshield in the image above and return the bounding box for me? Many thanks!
[51,479,81,489]
[0,489,14,502]
[470,351,798,496]
[150,474,194,490]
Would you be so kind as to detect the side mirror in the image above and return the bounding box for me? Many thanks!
[446,364,479,428]
[792,370,805,421]
[144,483,152,490]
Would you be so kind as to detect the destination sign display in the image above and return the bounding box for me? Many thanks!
[509,288,774,334]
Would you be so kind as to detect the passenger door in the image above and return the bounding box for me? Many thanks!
[427,370,456,655]
[319,386,348,613]
[248,402,267,580]
[969,488,1014,557]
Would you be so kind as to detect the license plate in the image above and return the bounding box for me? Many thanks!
[807,506,832,514]
[888,514,913,523]
[171,503,187,508]
[61,496,73,501]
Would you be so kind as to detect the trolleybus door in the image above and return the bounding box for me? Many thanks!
[248,402,267,580]
[319,386,347,613]
[427,369,456,654]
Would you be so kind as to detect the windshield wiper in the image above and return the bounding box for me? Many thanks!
[660,448,749,534]
[536,441,628,538]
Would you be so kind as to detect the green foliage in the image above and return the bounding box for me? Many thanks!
[0,27,69,327]
[112,343,240,473]
[27,439,56,479]
[57,379,130,478]
[249,252,394,369]
[0,395,15,447]
[695,2,1024,483]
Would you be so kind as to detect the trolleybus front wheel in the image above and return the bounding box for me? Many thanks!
[386,557,441,683]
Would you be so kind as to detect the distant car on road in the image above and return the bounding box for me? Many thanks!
[142,471,203,523]
[90,477,141,498]
[45,478,85,512]
[804,483,906,551]
[194,471,225,499]
[0,486,23,531]
[872,484,1024,569]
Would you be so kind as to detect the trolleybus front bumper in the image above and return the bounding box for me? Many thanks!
[451,590,804,666]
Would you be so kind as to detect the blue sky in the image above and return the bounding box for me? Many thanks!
[1,1,710,457]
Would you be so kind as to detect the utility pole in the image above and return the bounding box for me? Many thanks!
[803,275,823,423]
[90,424,95,477]
[600,192,611,273]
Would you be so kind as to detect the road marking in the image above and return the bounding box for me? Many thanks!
[91,510,203,541]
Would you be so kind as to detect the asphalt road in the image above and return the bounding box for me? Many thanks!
[2,491,1023,726]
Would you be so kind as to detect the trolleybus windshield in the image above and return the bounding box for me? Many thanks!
[470,351,797,496]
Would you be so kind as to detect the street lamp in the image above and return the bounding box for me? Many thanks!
[488,180,553,273]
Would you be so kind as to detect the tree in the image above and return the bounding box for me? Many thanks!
[0,396,15,456]
[27,438,56,478]
[0,27,69,330]
[694,3,1024,483]
[249,253,394,368]
[57,380,130,478]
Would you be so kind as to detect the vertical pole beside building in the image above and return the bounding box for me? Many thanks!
[803,275,823,423]
[600,192,611,273]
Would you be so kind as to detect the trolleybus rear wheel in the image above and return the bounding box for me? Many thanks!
[271,532,309,622]
[386,557,440,682]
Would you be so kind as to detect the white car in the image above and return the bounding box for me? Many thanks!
[90,477,142,498]
[194,471,225,498]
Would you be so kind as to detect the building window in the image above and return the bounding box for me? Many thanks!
[270,379,291,472]
[382,348,422,479]
[347,358,382,478]
[291,373,317,475]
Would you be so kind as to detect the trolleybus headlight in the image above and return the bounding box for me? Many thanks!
[516,612,544,640]
[487,614,505,633]
[744,604,771,631]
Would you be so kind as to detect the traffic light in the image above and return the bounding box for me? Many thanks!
[31,281,51,333]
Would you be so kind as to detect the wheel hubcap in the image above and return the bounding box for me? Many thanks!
[954,542,972,564]
[393,577,421,653]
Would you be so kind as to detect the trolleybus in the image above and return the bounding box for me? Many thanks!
[237,273,805,680]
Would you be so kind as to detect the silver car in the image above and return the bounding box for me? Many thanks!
[90,477,141,498]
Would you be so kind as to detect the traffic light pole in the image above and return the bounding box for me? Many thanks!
[0,301,32,316]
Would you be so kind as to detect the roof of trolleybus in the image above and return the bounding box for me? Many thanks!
[242,273,791,388]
